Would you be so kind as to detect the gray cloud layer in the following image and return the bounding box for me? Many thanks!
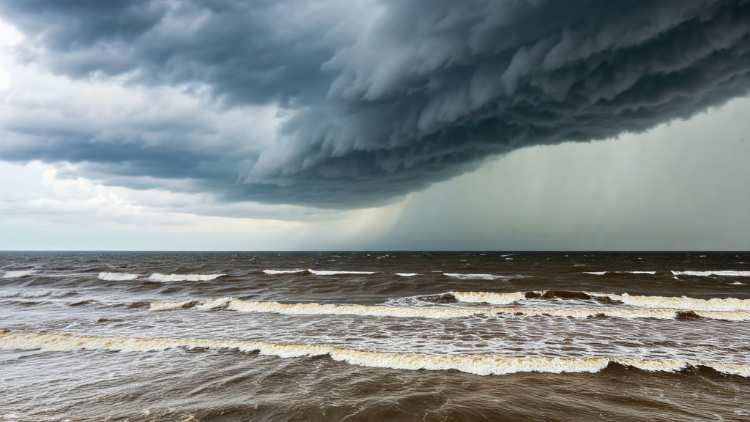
[2,0,750,208]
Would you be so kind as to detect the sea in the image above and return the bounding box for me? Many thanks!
[1,251,749,421]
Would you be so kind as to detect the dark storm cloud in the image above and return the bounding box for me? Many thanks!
[2,0,750,208]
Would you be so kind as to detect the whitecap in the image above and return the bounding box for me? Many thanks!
[671,270,750,277]
[1,331,747,377]
[443,273,509,280]
[98,272,139,281]
[583,271,655,275]
[262,269,305,275]
[308,269,375,276]
[450,291,526,305]
[395,273,419,277]
[148,273,226,282]
[595,292,750,312]
[148,300,197,311]
[147,297,750,321]
[2,270,36,279]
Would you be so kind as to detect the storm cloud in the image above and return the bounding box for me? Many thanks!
[2,0,750,208]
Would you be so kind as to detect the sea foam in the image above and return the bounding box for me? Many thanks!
[98,272,139,281]
[308,269,376,276]
[443,273,510,280]
[671,270,750,277]
[1,331,747,377]
[2,270,36,279]
[146,297,750,321]
[263,269,306,275]
[148,273,226,282]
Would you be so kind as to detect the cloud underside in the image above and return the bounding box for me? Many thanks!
[2,0,750,208]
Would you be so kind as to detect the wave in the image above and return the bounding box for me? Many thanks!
[97,272,139,281]
[597,292,750,312]
[450,291,527,305]
[149,300,199,311]
[671,270,750,277]
[2,270,36,279]
[447,290,750,312]
[583,271,656,276]
[1,330,747,377]
[263,269,306,275]
[443,273,511,280]
[308,269,376,276]
[145,297,750,321]
[148,273,226,282]
[395,273,419,277]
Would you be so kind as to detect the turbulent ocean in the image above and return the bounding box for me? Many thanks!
[1,252,749,421]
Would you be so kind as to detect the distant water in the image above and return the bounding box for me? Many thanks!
[1,251,749,421]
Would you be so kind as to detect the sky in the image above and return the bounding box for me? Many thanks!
[1,0,749,251]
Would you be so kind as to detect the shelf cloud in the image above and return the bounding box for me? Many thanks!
[2,0,750,208]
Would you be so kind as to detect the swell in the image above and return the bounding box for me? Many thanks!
[0,330,747,377]
[450,290,750,312]
[144,297,750,321]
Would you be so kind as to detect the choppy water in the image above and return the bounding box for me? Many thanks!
[1,252,749,421]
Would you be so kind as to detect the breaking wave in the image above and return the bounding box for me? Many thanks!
[2,270,36,279]
[97,272,139,281]
[395,273,419,277]
[451,291,527,305]
[0,330,747,377]
[449,290,750,312]
[263,269,306,275]
[583,271,656,276]
[148,273,227,282]
[443,273,512,280]
[145,297,750,321]
[597,292,750,312]
[671,270,750,277]
[308,269,376,276]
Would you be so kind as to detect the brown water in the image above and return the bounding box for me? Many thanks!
[1,252,749,421]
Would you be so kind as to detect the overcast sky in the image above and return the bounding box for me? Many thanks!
[1,1,749,251]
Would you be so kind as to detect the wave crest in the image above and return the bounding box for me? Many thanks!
[672,270,750,277]
[2,270,36,279]
[1,331,747,377]
[443,273,511,280]
[263,269,306,275]
[308,269,375,276]
[98,272,139,281]
[144,297,750,321]
[148,273,226,282]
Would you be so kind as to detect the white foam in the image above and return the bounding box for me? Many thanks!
[263,269,306,275]
[583,271,655,275]
[154,297,750,321]
[148,300,197,311]
[226,299,483,319]
[671,270,750,277]
[148,273,226,282]
[731,282,745,286]
[395,273,419,277]
[449,289,750,313]
[308,269,375,276]
[595,292,750,312]
[97,272,139,281]
[451,291,526,305]
[1,331,746,377]
[443,273,508,280]
[2,270,36,279]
